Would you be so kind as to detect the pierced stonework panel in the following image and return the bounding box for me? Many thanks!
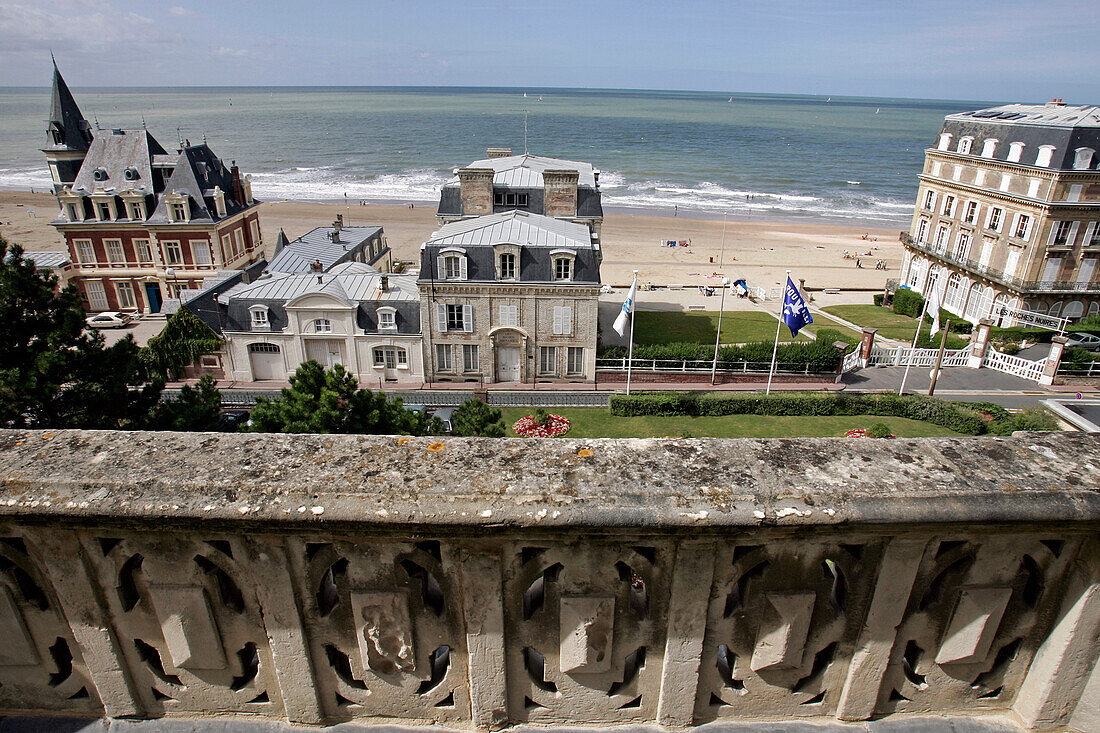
[877,535,1078,716]
[504,542,671,724]
[86,534,281,717]
[696,539,880,722]
[293,539,470,723]
[0,532,100,714]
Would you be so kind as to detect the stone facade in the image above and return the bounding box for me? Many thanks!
[901,102,1100,324]
[0,429,1098,731]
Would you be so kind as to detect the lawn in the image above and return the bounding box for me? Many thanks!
[822,305,921,341]
[803,312,862,343]
[498,408,962,438]
[633,310,811,345]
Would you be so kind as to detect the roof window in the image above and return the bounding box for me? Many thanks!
[92,168,108,181]
[124,167,139,181]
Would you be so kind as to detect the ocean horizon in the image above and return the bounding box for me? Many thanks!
[0,86,998,226]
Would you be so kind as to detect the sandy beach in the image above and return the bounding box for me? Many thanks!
[0,190,901,302]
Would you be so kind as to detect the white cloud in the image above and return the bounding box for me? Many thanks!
[168,6,193,17]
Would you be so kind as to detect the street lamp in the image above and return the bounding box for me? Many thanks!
[164,267,176,299]
[711,277,731,384]
[718,211,728,268]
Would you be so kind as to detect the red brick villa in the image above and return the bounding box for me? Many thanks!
[43,59,263,313]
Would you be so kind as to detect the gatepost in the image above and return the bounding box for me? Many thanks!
[967,318,993,368]
[859,328,877,368]
[1039,335,1070,386]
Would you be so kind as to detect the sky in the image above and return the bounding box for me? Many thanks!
[1,0,1097,102]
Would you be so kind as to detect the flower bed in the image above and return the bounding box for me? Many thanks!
[513,413,571,438]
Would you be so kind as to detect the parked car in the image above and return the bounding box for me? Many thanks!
[85,311,133,329]
[209,409,250,432]
[1066,333,1100,352]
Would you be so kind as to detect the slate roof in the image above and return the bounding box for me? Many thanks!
[419,211,602,285]
[45,60,92,152]
[148,145,254,224]
[71,129,167,196]
[424,211,594,250]
[266,226,385,274]
[938,104,1100,171]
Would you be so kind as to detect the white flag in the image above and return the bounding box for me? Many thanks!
[927,283,943,336]
[613,277,637,337]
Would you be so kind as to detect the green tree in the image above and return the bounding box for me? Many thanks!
[246,360,442,435]
[142,307,222,380]
[0,238,162,428]
[146,375,221,431]
[451,398,506,437]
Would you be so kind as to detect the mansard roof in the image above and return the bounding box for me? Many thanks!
[70,128,167,196]
[266,226,384,274]
[45,59,93,152]
[939,103,1100,171]
[424,210,595,250]
[147,144,254,224]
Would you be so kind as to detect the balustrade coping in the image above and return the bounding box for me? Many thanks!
[1,430,1098,531]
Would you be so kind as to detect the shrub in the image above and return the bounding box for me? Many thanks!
[451,398,505,437]
[599,337,844,371]
[609,392,1026,436]
[998,342,1021,355]
[873,293,887,307]
[1011,409,1058,432]
[892,289,925,318]
[867,422,892,438]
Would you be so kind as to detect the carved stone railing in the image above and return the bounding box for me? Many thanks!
[1,429,1098,731]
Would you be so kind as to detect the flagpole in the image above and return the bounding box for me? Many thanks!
[711,277,730,385]
[765,270,791,396]
[898,296,931,395]
[626,270,638,396]
[927,319,950,396]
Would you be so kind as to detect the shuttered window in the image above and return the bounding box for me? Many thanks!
[552,305,573,335]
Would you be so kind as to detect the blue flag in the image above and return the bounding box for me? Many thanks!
[781,276,813,337]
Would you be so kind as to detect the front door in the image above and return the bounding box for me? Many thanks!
[306,339,345,371]
[144,283,162,313]
[496,346,521,382]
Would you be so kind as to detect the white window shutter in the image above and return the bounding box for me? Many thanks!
[437,255,445,279]
[563,306,573,335]
[509,305,518,326]
[459,256,468,280]
[437,303,448,332]
[552,306,563,335]
[463,304,472,332]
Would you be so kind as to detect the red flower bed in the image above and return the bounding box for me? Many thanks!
[513,414,571,438]
[845,428,869,438]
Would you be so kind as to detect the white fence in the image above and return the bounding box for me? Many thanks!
[985,348,1046,381]
[867,346,969,367]
[842,350,862,373]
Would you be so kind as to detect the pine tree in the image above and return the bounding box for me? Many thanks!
[451,398,506,437]
[146,375,222,431]
[0,238,162,428]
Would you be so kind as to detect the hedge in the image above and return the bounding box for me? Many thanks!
[608,392,1056,436]
[599,329,849,372]
[892,289,925,318]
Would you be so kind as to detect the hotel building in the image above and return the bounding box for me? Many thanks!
[901,102,1100,324]
[43,60,263,314]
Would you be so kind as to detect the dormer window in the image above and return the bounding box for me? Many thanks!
[213,187,226,217]
[249,305,270,331]
[437,247,467,280]
[981,139,998,158]
[1035,145,1056,168]
[96,201,112,221]
[64,203,81,221]
[243,175,254,205]
[127,201,144,220]
[171,203,187,221]
[377,307,397,331]
[166,192,190,223]
[1007,142,1025,163]
[494,192,528,208]
[550,249,576,281]
[956,136,973,155]
[1074,148,1095,170]
[123,167,139,181]
[311,318,332,334]
[937,133,953,150]
[92,168,108,181]
[499,252,517,279]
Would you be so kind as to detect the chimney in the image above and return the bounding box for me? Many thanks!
[317,274,323,285]
[542,169,579,217]
[380,274,389,292]
[335,214,343,231]
[457,167,494,216]
[230,162,245,204]
[330,230,340,243]
[311,259,323,273]
[486,147,512,159]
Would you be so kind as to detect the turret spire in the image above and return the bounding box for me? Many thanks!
[46,58,92,152]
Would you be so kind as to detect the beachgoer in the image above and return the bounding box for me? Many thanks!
[856,259,863,268]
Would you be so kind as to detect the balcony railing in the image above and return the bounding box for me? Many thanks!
[0,429,1098,732]
[901,233,1100,295]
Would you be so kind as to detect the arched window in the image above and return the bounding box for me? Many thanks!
[964,283,984,321]
[937,133,953,150]
[1035,145,1056,168]
[957,136,974,154]
[980,139,998,158]
[944,273,962,313]
[1047,302,1062,318]
[1074,148,1095,170]
[311,318,332,334]
[1062,301,1084,320]
[249,304,270,330]
[1007,142,1025,163]
[1088,302,1099,316]
[991,293,1010,326]
[438,247,467,280]
[249,343,280,353]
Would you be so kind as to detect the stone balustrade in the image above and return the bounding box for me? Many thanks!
[0,429,1098,731]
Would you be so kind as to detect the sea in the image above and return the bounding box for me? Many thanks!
[0,86,994,226]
